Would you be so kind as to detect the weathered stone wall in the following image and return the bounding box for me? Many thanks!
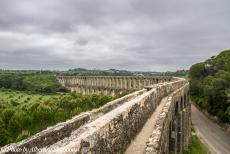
[145,83,190,154]
[57,76,173,94]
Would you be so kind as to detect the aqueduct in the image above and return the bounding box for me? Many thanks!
[1,76,191,154]
[57,76,174,94]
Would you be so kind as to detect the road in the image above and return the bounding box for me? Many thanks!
[192,104,230,154]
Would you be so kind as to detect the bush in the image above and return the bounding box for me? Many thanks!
[16,130,30,142]
[0,127,9,146]
[0,74,68,94]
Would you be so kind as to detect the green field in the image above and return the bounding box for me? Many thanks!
[0,88,58,105]
[0,88,123,147]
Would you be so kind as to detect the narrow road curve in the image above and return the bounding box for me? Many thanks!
[192,104,230,154]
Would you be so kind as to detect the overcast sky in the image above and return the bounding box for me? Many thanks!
[0,0,229,71]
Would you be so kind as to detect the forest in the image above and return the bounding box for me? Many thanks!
[0,73,68,94]
[189,50,230,123]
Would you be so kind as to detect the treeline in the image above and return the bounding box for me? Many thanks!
[0,73,68,94]
[150,70,188,78]
[0,92,120,147]
[189,50,230,123]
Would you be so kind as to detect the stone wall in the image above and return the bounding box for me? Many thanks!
[145,83,190,154]
[57,76,173,94]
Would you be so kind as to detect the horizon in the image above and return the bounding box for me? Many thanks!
[0,67,188,72]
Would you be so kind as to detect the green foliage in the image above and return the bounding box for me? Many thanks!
[0,73,68,94]
[16,130,30,142]
[189,50,230,123]
[183,133,210,154]
[0,89,123,147]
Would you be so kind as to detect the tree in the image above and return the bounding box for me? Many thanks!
[189,62,207,79]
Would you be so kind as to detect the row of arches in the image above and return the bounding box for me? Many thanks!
[162,89,191,154]
[57,76,173,92]
[69,86,126,95]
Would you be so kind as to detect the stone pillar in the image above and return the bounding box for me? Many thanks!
[143,78,146,87]
[177,112,183,154]
[119,77,122,89]
[133,78,136,89]
[170,119,177,153]
[127,78,130,89]
[92,77,95,87]
[110,77,113,87]
[116,77,120,89]
[141,78,144,88]
[126,78,130,89]
[110,78,113,87]
[136,78,140,89]
[130,78,134,89]
[97,77,100,87]
[99,77,102,87]
[105,77,108,87]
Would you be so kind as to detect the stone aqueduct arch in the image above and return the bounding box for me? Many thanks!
[1,76,191,154]
[57,76,174,94]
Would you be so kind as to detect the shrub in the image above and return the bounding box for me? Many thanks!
[16,130,31,142]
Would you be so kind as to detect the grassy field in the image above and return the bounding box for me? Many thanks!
[0,88,58,105]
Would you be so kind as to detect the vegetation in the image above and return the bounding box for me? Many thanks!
[183,131,210,154]
[0,70,134,147]
[189,50,230,123]
[0,73,68,94]
[0,68,188,78]
[150,70,188,78]
[0,67,188,147]
[0,87,125,147]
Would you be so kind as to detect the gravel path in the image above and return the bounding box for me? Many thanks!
[125,97,168,154]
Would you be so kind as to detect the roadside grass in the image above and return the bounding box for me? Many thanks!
[183,128,210,154]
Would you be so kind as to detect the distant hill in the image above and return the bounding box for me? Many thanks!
[68,68,88,72]
[189,50,230,122]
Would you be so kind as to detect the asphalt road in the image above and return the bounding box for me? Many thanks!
[192,104,230,154]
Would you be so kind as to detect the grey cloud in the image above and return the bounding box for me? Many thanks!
[0,0,229,71]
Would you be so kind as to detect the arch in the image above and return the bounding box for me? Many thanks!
[180,96,183,110]
[175,101,179,115]
[184,93,187,107]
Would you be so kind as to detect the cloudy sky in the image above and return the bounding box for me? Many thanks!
[0,0,229,71]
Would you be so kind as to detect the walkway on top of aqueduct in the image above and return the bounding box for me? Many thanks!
[1,76,191,154]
